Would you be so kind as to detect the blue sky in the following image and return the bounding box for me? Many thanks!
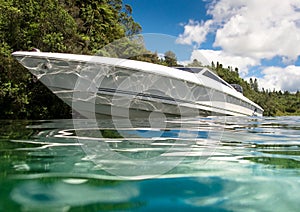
[124,0,209,36]
[123,0,300,92]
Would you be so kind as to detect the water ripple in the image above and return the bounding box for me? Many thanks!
[1,117,300,210]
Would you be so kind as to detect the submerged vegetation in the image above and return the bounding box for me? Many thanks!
[0,0,299,119]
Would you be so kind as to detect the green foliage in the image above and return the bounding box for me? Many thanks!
[0,0,141,119]
[183,59,299,116]
[209,61,300,116]
[188,59,202,67]
[163,51,178,67]
[0,82,29,118]
[0,0,77,52]
[249,78,259,92]
[121,4,142,36]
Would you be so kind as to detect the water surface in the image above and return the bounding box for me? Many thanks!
[0,116,299,211]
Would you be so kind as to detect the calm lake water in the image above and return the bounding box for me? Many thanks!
[0,116,299,211]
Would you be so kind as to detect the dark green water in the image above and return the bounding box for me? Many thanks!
[0,116,299,211]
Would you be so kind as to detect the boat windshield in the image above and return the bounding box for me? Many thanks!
[202,70,233,88]
[175,67,234,89]
[174,67,204,73]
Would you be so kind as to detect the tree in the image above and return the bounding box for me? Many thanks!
[188,59,202,67]
[211,61,215,69]
[253,78,259,92]
[249,78,254,89]
[120,4,142,36]
[164,51,177,67]
[0,0,142,119]
[0,0,77,119]
[1,0,79,52]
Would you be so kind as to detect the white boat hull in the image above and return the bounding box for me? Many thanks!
[12,51,264,118]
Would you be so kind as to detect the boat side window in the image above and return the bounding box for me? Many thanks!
[213,90,226,101]
[227,94,260,112]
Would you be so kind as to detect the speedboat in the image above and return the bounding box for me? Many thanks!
[12,51,264,118]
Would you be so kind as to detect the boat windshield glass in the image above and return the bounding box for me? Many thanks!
[202,70,232,88]
[174,67,204,73]
[175,67,233,89]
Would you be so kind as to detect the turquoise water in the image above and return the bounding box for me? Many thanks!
[0,116,300,211]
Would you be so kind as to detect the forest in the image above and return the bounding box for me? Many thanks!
[0,0,299,119]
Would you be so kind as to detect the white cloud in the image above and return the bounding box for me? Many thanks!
[178,0,300,62]
[177,0,300,92]
[212,0,300,62]
[176,20,212,47]
[181,50,300,92]
[255,66,300,92]
[190,49,259,76]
